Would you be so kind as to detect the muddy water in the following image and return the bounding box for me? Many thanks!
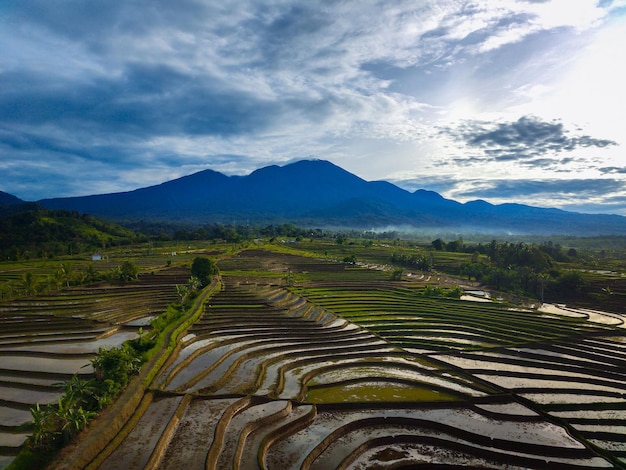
[99,396,183,470]
[163,339,259,392]
[0,431,29,448]
[159,398,240,470]
[301,364,484,399]
[264,406,593,469]
[474,374,626,394]
[0,356,92,374]
[540,303,624,326]
[210,338,392,395]
[216,400,290,469]
[0,406,33,427]
[0,385,62,406]
[521,392,625,405]
[0,331,138,354]
[474,402,539,417]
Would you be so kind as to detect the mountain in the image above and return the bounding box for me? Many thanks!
[0,191,23,206]
[37,159,626,235]
[0,191,35,218]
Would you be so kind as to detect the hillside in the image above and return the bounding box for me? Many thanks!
[26,159,626,235]
[0,206,144,259]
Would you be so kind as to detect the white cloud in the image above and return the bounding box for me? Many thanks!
[1,0,624,214]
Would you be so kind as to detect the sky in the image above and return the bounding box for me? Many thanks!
[1,0,626,215]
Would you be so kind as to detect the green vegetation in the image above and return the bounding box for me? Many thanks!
[27,345,142,453]
[305,381,458,403]
[0,207,144,260]
[190,256,219,287]
[2,241,625,469]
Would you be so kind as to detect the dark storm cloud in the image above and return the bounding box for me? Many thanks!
[445,116,617,162]
[0,63,280,138]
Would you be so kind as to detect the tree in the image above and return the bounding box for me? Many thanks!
[118,261,139,281]
[431,238,445,251]
[191,257,219,287]
[343,254,357,264]
[60,263,74,287]
[175,284,191,307]
[21,271,37,296]
[446,239,464,252]
[83,264,100,284]
[390,268,403,281]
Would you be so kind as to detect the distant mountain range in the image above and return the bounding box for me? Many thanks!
[3,160,626,235]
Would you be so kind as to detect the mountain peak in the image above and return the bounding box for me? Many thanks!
[35,159,626,235]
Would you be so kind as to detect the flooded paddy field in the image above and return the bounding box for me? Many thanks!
[9,248,626,468]
[0,266,191,467]
[95,395,614,469]
[85,246,625,469]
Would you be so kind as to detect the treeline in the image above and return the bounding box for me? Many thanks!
[122,221,322,242]
[126,220,410,243]
[431,238,577,262]
[431,238,583,302]
[390,252,432,271]
[1,206,146,260]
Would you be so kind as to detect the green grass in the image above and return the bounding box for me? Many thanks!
[305,381,459,404]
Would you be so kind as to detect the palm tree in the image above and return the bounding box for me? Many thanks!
[60,263,74,288]
[21,271,37,296]
[84,264,100,284]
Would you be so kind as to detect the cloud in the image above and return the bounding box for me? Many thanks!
[0,0,624,211]
[600,166,626,174]
[446,177,626,215]
[454,178,624,199]
[443,116,617,165]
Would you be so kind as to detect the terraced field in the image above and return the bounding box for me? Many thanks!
[82,249,625,469]
[0,267,189,467]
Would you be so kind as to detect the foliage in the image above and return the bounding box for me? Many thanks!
[151,304,185,333]
[175,284,192,308]
[391,252,431,271]
[91,345,142,391]
[191,256,219,287]
[390,268,403,281]
[0,206,143,260]
[117,261,139,281]
[342,254,357,264]
[28,343,146,452]
[422,285,462,299]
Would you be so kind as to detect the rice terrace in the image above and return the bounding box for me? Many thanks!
[1,237,626,469]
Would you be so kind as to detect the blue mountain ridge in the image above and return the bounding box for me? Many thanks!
[0,191,24,206]
[15,159,626,235]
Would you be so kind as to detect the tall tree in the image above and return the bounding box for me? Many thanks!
[191,257,219,287]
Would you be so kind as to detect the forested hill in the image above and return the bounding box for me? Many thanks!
[0,206,144,259]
